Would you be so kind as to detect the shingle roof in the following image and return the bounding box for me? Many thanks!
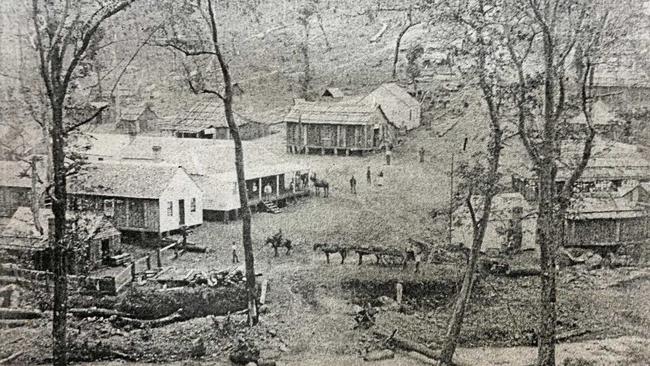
[69,162,182,199]
[162,98,253,133]
[284,101,382,125]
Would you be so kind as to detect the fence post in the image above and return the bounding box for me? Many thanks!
[156,249,162,268]
[130,261,136,282]
[146,255,151,270]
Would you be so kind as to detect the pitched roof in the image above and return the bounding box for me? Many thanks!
[567,100,618,126]
[0,160,31,188]
[81,134,309,180]
[567,194,648,220]
[162,98,254,133]
[322,87,345,98]
[1,207,120,249]
[362,83,420,109]
[284,101,383,125]
[69,162,183,199]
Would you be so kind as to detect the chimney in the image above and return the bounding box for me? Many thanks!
[152,145,162,162]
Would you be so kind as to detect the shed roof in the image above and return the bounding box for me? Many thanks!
[162,98,254,133]
[284,102,383,125]
[0,160,32,188]
[362,83,420,109]
[567,194,648,220]
[69,161,184,199]
[1,207,120,249]
[120,105,153,121]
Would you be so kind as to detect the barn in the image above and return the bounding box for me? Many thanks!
[361,83,421,131]
[115,104,158,134]
[0,207,121,272]
[77,134,311,222]
[68,161,203,236]
[284,101,395,155]
[161,98,269,140]
[0,160,43,217]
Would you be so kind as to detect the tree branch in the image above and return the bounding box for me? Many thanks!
[64,105,108,135]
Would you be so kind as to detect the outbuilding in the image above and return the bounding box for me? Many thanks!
[116,104,158,134]
[361,83,421,131]
[284,101,395,155]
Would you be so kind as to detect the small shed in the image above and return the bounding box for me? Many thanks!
[0,160,41,217]
[68,162,203,236]
[0,207,121,271]
[284,101,395,156]
[565,190,650,247]
[162,98,269,140]
[361,83,421,131]
[452,193,537,253]
[116,104,158,134]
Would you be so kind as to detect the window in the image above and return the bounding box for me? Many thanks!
[167,201,173,216]
[103,199,114,217]
[190,198,196,212]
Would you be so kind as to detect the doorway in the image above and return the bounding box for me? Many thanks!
[178,199,185,225]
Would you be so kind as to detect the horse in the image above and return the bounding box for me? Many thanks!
[310,176,330,197]
[313,243,348,264]
[265,236,292,257]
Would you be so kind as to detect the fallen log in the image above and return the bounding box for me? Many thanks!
[504,267,541,277]
[373,328,440,360]
[111,308,184,329]
[184,244,207,253]
[69,307,131,319]
[0,351,23,364]
[0,320,30,328]
[0,308,42,320]
[370,23,389,43]
[406,351,437,365]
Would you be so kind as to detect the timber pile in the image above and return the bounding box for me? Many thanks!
[158,268,246,288]
[108,253,132,266]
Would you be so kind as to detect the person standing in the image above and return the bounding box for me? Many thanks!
[385,147,392,165]
[366,166,372,184]
[419,147,425,163]
[377,171,384,186]
[231,241,239,263]
[350,175,357,194]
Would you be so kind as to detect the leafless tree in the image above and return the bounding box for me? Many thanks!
[29,1,137,364]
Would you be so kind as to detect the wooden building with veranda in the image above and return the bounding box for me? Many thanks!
[284,101,395,156]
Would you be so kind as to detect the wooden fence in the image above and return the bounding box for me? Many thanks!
[114,241,179,294]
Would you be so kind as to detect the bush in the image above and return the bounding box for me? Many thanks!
[562,357,597,366]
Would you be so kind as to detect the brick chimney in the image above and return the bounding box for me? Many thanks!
[152,145,162,162]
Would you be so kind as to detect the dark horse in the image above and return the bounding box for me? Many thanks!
[265,236,292,257]
[313,243,348,264]
[310,176,330,197]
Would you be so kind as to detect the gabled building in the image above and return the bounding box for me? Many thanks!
[68,162,203,236]
[161,98,269,140]
[116,104,158,134]
[0,160,45,217]
[0,207,121,272]
[77,134,310,222]
[361,83,421,131]
[284,101,394,155]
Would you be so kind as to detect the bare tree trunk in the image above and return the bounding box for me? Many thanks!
[30,155,43,236]
[391,21,420,80]
[300,22,311,98]
[206,0,258,326]
[51,104,69,366]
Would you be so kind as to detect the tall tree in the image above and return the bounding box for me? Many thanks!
[502,1,635,364]
[159,0,260,325]
[437,1,507,362]
[29,1,137,364]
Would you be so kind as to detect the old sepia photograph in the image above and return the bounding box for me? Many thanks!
[0,0,649,365]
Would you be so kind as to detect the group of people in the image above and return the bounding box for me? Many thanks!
[349,166,385,194]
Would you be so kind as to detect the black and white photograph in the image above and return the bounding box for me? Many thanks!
[0,0,649,365]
